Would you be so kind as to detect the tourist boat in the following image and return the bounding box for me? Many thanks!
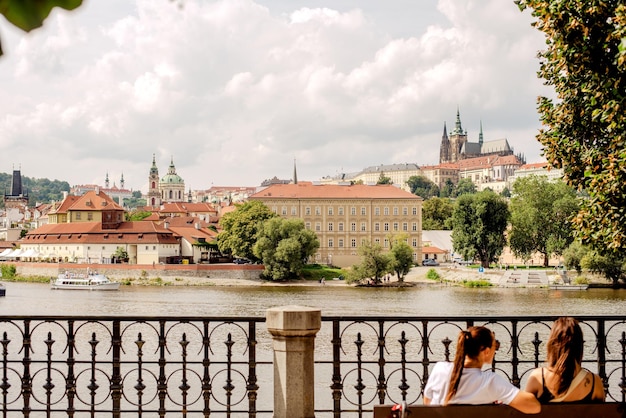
[51,272,120,291]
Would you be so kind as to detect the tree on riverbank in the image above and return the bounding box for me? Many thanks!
[389,235,413,282]
[516,0,626,257]
[253,217,319,281]
[346,241,392,285]
[217,201,276,262]
[450,190,509,268]
[509,176,578,267]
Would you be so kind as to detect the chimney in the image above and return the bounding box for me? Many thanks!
[95,186,100,195]
[195,223,200,230]
[164,221,169,229]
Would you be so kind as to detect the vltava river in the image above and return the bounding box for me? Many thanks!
[2,281,626,316]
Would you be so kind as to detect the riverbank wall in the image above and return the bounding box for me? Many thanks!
[9,261,265,283]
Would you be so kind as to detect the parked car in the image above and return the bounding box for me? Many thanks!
[422,259,440,267]
[233,258,250,264]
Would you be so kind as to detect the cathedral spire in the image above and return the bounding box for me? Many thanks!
[479,120,484,145]
[452,107,464,135]
[105,172,110,188]
[120,173,125,189]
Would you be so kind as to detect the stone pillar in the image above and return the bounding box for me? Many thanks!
[266,305,321,418]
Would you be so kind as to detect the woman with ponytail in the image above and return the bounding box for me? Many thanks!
[423,326,540,414]
[525,317,604,403]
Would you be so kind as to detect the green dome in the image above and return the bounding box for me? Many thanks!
[161,173,184,184]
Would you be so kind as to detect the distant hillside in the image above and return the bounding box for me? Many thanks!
[0,172,70,208]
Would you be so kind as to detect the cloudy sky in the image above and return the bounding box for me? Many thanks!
[0,0,550,192]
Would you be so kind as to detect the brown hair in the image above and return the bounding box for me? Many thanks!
[546,317,584,395]
[445,326,494,405]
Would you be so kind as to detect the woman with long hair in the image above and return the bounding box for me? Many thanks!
[525,317,605,402]
[423,326,540,414]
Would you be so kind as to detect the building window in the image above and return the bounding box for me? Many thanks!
[305,222,311,230]
[413,207,418,215]
[146,246,149,250]
[384,207,389,215]
[328,222,333,232]
[315,222,321,232]
[384,222,389,231]
[393,207,399,215]
[87,212,93,221]
[375,223,380,232]
[412,238,417,247]
[351,239,357,248]
[361,222,366,232]
[305,207,311,215]
[384,239,389,248]
[291,207,297,215]
[403,207,408,215]
[338,207,344,215]
[351,207,356,215]
[412,222,418,231]
[393,222,399,231]
[403,222,408,231]
[328,239,334,248]
[375,207,380,216]
[76,213,81,220]
[282,206,287,215]
[361,207,366,215]
[338,239,344,248]
[315,207,321,215]
[272,206,278,214]
[328,207,333,215]
[374,238,380,245]
[351,223,356,232]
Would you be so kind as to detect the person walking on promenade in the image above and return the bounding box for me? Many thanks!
[424,326,540,414]
[525,317,605,403]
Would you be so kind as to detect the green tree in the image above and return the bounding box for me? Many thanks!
[406,175,439,199]
[217,201,276,262]
[377,172,393,185]
[563,241,589,275]
[0,0,83,56]
[252,217,319,281]
[450,190,509,268]
[440,179,455,198]
[516,1,626,255]
[508,176,578,267]
[580,250,626,286]
[389,235,413,282]
[422,197,454,230]
[453,178,476,197]
[347,241,392,285]
[126,210,152,221]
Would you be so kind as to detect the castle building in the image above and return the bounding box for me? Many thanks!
[439,109,521,164]
[147,155,187,207]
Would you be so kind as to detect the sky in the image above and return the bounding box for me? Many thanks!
[0,0,551,193]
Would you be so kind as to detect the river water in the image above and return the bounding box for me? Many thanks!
[2,281,626,317]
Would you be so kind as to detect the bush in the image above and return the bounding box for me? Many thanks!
[426,268,441,281]
[462,279,493,288]
[1,264,16,279]
[573,276,590,285]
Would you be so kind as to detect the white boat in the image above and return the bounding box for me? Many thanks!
[51,272,120,291]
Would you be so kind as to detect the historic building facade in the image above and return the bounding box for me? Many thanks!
[147,155,187,207]
[250,182,423,267]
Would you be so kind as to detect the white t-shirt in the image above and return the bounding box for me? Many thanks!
[424,362,519,405]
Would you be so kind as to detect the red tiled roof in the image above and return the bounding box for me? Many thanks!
[70,190,124,211]
[23,221,179,244]
[518,161,549,170]
[457,154,522,170]
[250,183,420,200]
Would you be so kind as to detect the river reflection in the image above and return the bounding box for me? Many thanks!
[2,281,626,316]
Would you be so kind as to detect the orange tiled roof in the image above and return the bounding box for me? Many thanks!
[457,154,522,170]
[23,221,179,244]
[70,190,124,211]
[518,161,549,170]
[250,183,420,199]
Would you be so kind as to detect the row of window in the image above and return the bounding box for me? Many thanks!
[275,206,419,216]
[326,237,419,248]
[305,222,419,232]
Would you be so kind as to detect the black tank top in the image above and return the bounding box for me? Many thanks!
[537,368,596,404]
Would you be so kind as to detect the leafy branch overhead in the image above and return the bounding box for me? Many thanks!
[0,0,82,56]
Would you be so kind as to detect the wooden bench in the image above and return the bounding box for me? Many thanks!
[373,403,625,418]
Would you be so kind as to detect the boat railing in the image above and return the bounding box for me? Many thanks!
[0,314,625,417]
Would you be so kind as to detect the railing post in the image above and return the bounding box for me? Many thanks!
[266,306,321,418]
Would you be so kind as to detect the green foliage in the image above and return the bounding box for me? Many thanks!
[0,263,16,279]
[462,279,493,288]
[516,1,626,255]
[389,235,413,282]
[406,175,439,199]
[217,201,276,262]
[425,268,441,281]
[573,276,590,285]
[422,197,454,230]
[349,241,393,284]
[440,179,455,198]
[509,176,578,266]
[300,264,345,282]
[122,196,147,209]
[500,188,511,198]
[253,217,319,281]
[125,210,152,221]
[377,172,393,185]
[451,190,509,268]
[0,0,83,56]
[580,250,626,285]
[113,246,128,260]
[563,241,589,275]
[453,178,477,197]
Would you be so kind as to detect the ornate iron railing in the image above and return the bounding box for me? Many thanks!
[1,315,625,417]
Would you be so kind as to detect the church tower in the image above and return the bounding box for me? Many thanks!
[448,108,468,163]
[439,122,450,164]
[159,156,185,203]
[147,154,161,207]
[4,166,29,209]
